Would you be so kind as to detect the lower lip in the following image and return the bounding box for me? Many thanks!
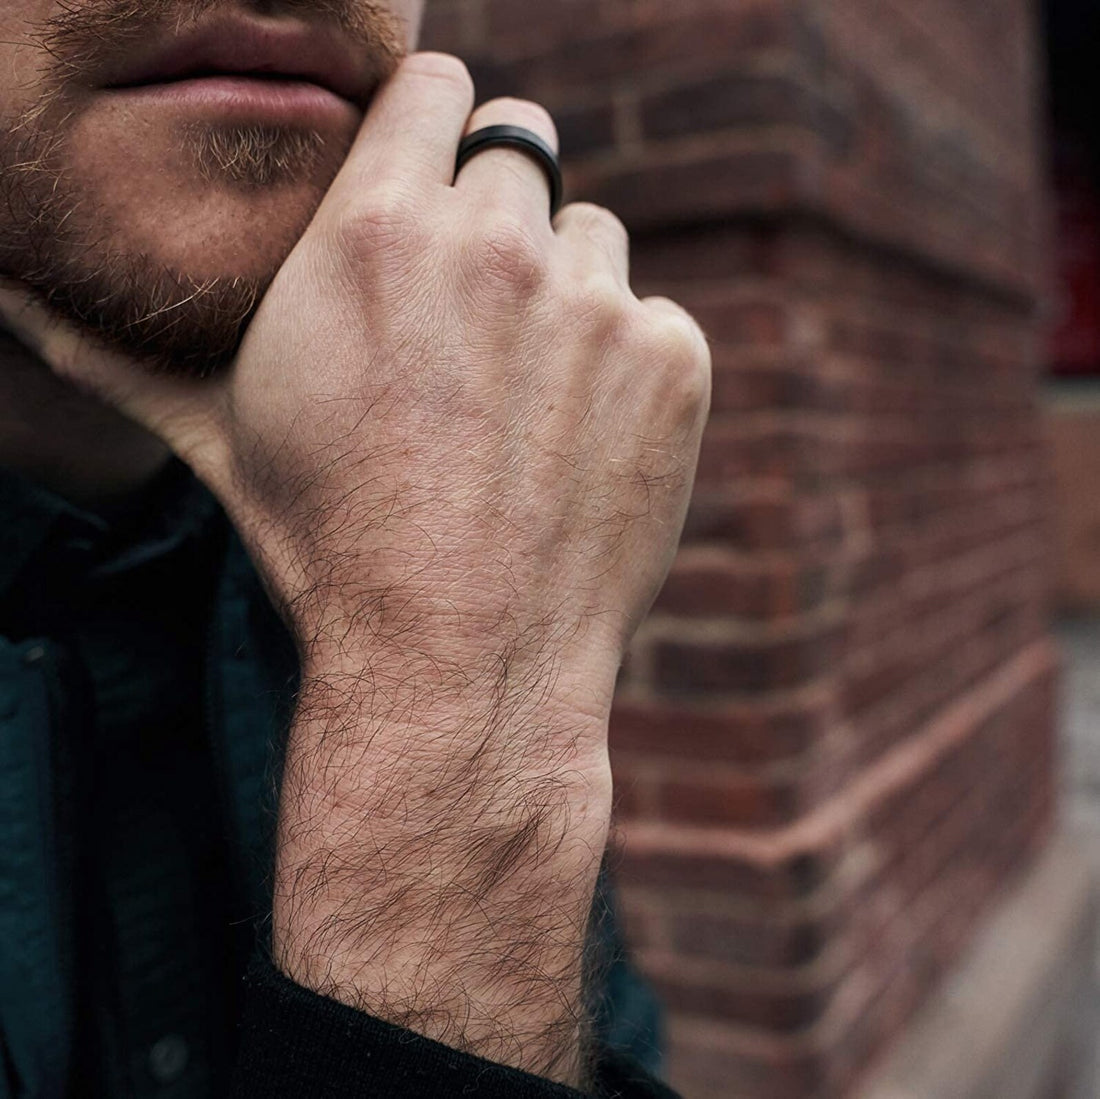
[107,75,360,125]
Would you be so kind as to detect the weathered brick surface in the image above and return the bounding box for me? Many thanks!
[1044,403,1100,610]
[422,2,1052,1096]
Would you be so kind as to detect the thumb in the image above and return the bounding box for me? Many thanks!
[0,279,229,474]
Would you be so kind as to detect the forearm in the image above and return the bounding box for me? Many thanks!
[3,40,706,1099]
[270,647,614,1087]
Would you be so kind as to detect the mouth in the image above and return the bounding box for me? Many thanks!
[101,14,380,112]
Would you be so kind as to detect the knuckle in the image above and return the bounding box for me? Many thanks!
[471,218,547,292]
[570,202,629,244]
[336,186,426,260]
[401,52,475,99]
[571,277,633,342]
[662,312,709,363]
[651,314,712,410]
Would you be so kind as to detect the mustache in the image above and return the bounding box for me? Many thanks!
[33,0,406,87]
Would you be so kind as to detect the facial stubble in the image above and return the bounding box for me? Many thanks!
[0,0,406,378]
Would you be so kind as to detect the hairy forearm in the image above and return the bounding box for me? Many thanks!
[270,645,614,1087]
[3,43,706,1090]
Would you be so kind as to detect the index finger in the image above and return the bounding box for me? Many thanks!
[322,52,475,208]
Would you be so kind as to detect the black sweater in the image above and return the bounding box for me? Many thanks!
[234,955,680,1097]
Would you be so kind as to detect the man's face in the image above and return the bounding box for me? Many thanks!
[0,0,423,375]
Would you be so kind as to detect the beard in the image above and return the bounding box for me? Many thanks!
[0,0,406,378]
[0,120,336,377]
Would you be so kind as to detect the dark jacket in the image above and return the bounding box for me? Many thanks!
[0,462,672,1099]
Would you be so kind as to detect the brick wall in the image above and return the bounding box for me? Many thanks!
[1044,400,1100,610]
[421,2,1054,1096]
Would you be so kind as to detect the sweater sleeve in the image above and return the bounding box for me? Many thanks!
[230,953,682,1099]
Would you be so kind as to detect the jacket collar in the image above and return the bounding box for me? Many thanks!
[0,470,102,597]
[0,459,220,599]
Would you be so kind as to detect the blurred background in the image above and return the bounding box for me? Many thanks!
[422,2,1098,1096]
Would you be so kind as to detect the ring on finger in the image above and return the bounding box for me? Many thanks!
[454,124,564,217]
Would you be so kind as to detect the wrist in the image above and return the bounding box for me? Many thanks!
[270,651,613,1084]
[272,783,608,1085]
[293,622,618,789]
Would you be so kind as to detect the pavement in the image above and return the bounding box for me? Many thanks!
[1060,618,1100,855]
[1055,618,1100,1099]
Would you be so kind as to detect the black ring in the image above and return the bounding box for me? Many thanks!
[455,125,564,218]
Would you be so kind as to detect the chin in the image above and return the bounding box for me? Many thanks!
[67,108,351,259]
[1,112,352,378]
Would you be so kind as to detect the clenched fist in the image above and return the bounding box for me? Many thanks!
[0,52,710,1086]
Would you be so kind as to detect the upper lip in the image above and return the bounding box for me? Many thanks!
[102,14,378,109]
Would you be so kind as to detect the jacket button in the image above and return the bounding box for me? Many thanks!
[148,1035,189,1084]
[23,645,47,666]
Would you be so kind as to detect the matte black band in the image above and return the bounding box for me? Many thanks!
[455,124,564,218]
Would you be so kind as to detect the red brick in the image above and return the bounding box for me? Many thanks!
[641,72,818,140]
[682,491,795,550]
[694,420,805,486]
[664,906,835,968]
[654,627,840,695]
[572,144,813,231]
[620,844,837,900]
[650,773,802,829]
[609,696,825,765]
[554,100,617,158]
[477,3,798,86]
[630,223,787,286]
[708,362,824,416]
[690,297,790,350]
[644,959,839,1031]
[656,554,826,620]
[664,1014,827,1099]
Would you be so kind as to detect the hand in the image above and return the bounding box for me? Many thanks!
[0,53,711,1084]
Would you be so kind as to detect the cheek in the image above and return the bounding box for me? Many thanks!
[0,0,50,36]
[0,0,61,93]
